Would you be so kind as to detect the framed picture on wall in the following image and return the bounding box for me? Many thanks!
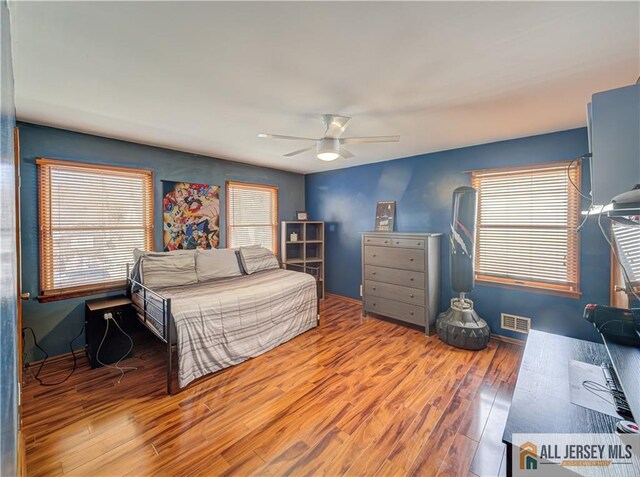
[162,181,220,250]
[375,201,396,231]
[296,211,309,221]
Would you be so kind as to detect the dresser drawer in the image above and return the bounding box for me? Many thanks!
[363,235,426,249]
[365,296,426,326]
[365,280,425,306]
[363,236,394,247]
[364,265,424,288]
[389,237,426,248]
[364,246,425,271]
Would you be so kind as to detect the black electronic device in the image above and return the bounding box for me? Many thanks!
[584,304,640,347]
[85,296,134,369]
[601,364,634,420]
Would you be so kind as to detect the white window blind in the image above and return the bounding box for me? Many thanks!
[471,161,581,295]
[38,159,153,297]
[613,221,640,287]
[226,181,278,253]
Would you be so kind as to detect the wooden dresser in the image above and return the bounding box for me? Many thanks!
[361,232,441,335]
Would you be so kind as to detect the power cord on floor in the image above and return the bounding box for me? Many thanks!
[96,311,137,383]
[23,325,84,386]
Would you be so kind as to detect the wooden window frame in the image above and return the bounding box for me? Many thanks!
[225,181,279,254]
[471,160,582,299]
[37,158,154,302]
[611,246,630,308]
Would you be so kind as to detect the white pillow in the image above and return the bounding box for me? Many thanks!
[132,248,198,284]
[140,253,198,288]
[239,246,280,275]
[133,248,196,261]
[195,249,242,281]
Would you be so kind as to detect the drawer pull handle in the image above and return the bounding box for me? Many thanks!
[395,241,400,244]
[384,240,388,244]
[372,272,376,275]
[372,254,377,257]
[417,242,422,245]
[373,287,376,290]
[367,239,370,242]
[410,311,414,316]
[409,258,414,262]
[410,278,414,281]
[410,294,414,298]
[372,303,376,307]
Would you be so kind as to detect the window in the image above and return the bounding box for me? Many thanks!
[612,221,640,290]
[38,159,153,300]
[226,181,278,253]
[471,161,581,297]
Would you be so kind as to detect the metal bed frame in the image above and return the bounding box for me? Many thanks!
[126,262,321,395]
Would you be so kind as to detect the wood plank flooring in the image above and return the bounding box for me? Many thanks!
[22,295,522,477]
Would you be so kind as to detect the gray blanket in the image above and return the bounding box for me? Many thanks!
[154,269,317,388]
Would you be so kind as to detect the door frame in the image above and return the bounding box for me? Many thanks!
[14,126,26,477]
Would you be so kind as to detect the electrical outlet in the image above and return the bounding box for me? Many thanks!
[104,312,113,320]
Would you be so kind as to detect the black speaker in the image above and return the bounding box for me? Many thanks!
[85,297,134,369]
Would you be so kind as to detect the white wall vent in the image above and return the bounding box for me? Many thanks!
[501,313,531,334]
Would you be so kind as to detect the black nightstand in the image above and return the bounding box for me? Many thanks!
[85,296,134,369]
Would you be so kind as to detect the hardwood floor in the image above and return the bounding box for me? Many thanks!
[22,295,522,477]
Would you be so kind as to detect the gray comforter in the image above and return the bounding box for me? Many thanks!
[154,268,317,388]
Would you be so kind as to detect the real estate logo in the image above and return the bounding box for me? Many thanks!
[520,441,538,470]
[513,433,640,476]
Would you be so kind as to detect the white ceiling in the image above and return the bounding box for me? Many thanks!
[9,1,640,174]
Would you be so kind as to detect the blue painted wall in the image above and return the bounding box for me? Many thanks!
[19,122,305,361]
[0,0,18,474]
[306,128,609,342]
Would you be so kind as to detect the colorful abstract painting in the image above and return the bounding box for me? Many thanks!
[163,182,220,251]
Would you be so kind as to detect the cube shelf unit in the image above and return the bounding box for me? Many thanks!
[280,221,325,299]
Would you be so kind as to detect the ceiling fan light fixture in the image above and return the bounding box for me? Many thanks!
[317,151,340,161]
[260,114,400,160]
[317,138,340,161]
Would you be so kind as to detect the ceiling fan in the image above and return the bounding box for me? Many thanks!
[258,114,400,161]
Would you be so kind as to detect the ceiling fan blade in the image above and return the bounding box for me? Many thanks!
[322,115,352,139]
[340,135,400,145]
[340,148,354,159]
[258,133,317,141]
[283,146,314,157]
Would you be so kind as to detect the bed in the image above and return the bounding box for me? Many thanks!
[127,249,319,393]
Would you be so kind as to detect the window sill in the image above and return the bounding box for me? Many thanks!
[37,283,127,303]
[475,278,581,299]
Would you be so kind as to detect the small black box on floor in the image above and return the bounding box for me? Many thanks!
[85,296,134,369]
